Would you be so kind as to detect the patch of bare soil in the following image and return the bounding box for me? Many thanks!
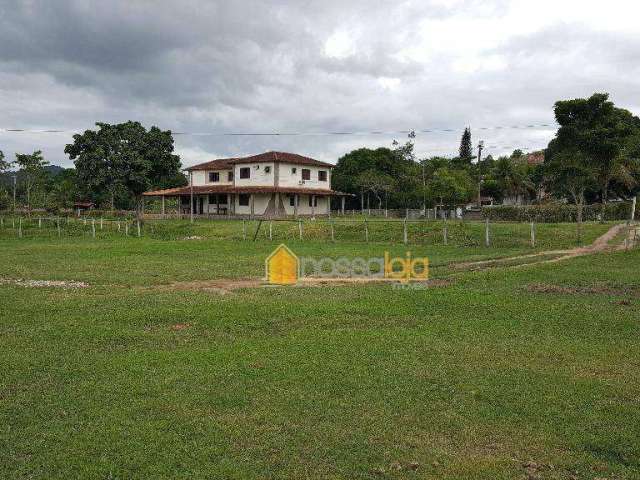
[526,283,640,297]
[0,278,89,289]
[151,278,263,294]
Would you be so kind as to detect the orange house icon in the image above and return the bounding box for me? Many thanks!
[265,244,299,285]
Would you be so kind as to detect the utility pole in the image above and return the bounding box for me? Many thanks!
[477,140,484,164]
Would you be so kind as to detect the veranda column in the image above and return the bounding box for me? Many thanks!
[311,195,315,217]
[294,194,299,218]
[161,196,165,217]
[250,194,255,219]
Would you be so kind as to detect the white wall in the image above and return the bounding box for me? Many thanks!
[234,162,275,187]
[192,169,233,187]
[277,163,331,190]
[234,193,271,215]
[282,194,329,215]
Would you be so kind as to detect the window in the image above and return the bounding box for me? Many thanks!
[239,167,250,179]
[208,194,228,204]
[238,194,250,206]
[208,172,219,183]
[302,169,311,180]
[318,170,327,182]
[264,166,271,173]
[228,171,234,181]
[308,195,318,207]
[289,195,295,207]
[291,167,297,174]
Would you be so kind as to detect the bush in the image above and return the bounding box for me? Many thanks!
[482,202,634,223]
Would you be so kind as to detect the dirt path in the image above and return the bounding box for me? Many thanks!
[452,223,630,271]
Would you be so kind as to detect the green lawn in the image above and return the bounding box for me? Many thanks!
[1,221,638,479]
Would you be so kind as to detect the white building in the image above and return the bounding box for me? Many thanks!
[144,151,348,218]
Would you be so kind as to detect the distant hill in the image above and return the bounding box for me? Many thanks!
[0,164,70,188]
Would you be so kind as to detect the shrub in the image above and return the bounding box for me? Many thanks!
[482,202,633,223]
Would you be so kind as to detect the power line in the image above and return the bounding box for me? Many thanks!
[0,123,556,137]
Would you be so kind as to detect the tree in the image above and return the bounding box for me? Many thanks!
[0,150,10,173]
[15,150,48,214]
[66,122,182,218]
[545,140,597,242]
[458,127,474,163]
[356,169,395,209]
[553,93,640,220]
[493,156,533,204]
[332,144,419,209]
[426,167,474,217]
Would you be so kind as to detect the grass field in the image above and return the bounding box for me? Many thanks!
[1,220,638,479]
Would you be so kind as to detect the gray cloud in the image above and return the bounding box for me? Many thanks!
[1,0,638,168]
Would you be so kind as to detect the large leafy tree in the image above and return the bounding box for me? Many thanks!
[426,167,474,216]
[355,169,395,209]
[65,122,182,216]
[545,140,597,241]
[15,150,48,214]
[332,143,419,209]
[553,93,640,219]
[492,156,533,204]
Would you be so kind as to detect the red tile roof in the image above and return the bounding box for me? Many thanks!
[186,151,334,171]
[143,185,350,197]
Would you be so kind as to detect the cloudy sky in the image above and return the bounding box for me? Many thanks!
[1,0,639,168]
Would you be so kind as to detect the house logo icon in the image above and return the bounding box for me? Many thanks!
[265,244,299,285]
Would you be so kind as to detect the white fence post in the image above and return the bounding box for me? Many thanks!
[530,221,536,248]
[403,219,408,245]
[298,220,303,240]
[485,218,490,247]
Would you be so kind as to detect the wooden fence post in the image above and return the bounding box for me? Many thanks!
[38,217,42,228]
[530,221,536,248]
[57,218,61,237]
[18,217,22,238]
[269,221,273,241]
[298,219,303,240]
[631,196,637,222]
[330,219,335,242]
[100,218,103,230]
[117,221,121,232]
[485,218,490,247]
[242,219,247,240]
[125,223,129,236]
[443,225,448,246]
[92,219,96,238]
[137,220,141,237]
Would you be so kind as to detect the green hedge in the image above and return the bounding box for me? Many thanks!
[482,202,635,223]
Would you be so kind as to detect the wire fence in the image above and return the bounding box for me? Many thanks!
[0,214,628,250]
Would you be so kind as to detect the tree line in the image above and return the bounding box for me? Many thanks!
[332,93,640,221]
[1,93,638,221]
[0,122,186,215]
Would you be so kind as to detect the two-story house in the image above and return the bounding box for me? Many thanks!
[143,151,347,218]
